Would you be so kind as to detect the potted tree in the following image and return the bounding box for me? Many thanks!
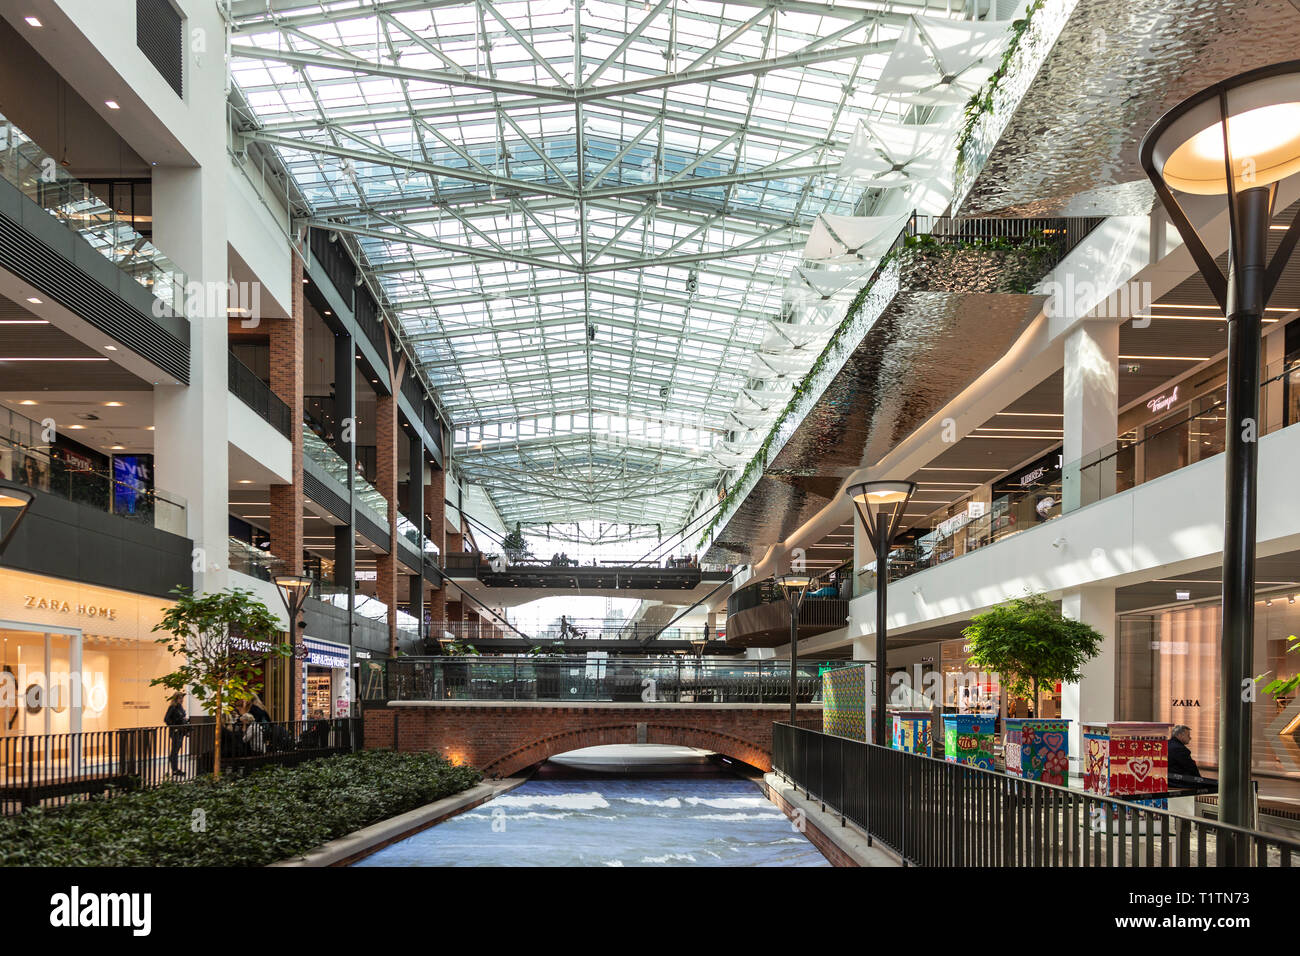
[500,522,531,565]
[961,593,1104,784]
[150,586,291,778]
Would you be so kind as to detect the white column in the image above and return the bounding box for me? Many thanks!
[1062,319,1119,511]
[1060,585,1117,776]
[150,15,230,595]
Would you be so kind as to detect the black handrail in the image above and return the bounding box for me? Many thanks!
[772,723,1299,867]
[227,351,293,438]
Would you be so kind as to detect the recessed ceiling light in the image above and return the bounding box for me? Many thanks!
[18,400,37,406]
[25,297,42,305]
[145,425,155,431]
[104,345,118,351]
[110,445,125,451]
[24,17,42,27]
[324,310,332,316]
[105,100,120,110]
[68,424,85,430]
[103,401,124,407]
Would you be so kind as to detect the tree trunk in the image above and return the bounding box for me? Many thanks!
[213,685,222,780]
[1031,676,1040,718]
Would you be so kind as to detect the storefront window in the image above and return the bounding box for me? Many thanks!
[1116,595,1300,781]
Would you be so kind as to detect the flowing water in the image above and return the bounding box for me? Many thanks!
[353,775,829,867]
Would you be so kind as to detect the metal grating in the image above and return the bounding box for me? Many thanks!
[136,0,184,98]
[0,209,189,383]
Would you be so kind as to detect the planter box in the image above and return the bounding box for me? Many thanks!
[942,714,996,769]
[1083,722,1171,809]
[890,711,933,756]
[1004,718,1070,785]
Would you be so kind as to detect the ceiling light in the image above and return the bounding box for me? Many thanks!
[105,100,120,110]
[68,425,84,430]
[104,345,117,351]
[0,357,109,362]
[103,401,124,407]
[238,479,253,484]
[145,425,155,431]
[18,400,37,406]
[24,17,41,27]
[110,445,125,451]
[25,297,41,305]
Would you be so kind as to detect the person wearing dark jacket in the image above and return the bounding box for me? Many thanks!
[1168,724,1201,780]
[164,692,189,776]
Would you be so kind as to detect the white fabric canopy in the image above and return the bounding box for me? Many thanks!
[801,211,911,264]
[839,118,953,186]
[873,15,1010,106]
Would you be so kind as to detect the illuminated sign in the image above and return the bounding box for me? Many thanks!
[1146,386,1179,415]
[23,595,118,621]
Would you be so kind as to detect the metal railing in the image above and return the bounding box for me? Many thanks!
[0,718,361,816]
[0,112,187,316]
[380,657,845,703]
[228,352,293,438]
[0,429,187,537]
[772,723,1300,867]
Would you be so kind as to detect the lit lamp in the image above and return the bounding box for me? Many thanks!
[845,480,916,746]
[777,571,816,726]
[0,482,35,558]
[272,574,312,655]
[1140,60,1300,835]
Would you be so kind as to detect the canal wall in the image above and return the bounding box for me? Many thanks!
[759,772,903,867]
[365,701,821,777]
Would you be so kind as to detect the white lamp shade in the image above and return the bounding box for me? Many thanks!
[1149,70,1300,195]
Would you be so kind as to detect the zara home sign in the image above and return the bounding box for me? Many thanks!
[23,595,119,621]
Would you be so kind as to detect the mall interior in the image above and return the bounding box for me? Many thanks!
[0,0,1298,809]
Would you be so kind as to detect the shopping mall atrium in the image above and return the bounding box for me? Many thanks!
[1,0,1300,877]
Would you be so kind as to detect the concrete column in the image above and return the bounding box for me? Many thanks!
[152,176,227,591]
[332,525,353,585]
[268,253,304,576]
[1062,320,1119,512]
[1060,585,1117,775]
[375,392,399,656]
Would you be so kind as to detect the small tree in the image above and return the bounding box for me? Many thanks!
[962,593,1104,716]
[150,587,292,778]
[501,522,531,562]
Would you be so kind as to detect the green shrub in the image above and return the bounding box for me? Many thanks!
[0,750,482,867]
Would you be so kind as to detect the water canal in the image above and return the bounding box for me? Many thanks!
[353,773,829,867]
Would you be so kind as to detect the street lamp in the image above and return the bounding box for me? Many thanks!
[1140,60,1300,834]
[777,572,816,726]
[0,482,35,558]
[272,573,312,653]
[845,480,916,746]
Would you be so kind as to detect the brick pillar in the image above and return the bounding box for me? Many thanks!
[269,253,305,714]
[375,392,399,656]
[425,467,446,626]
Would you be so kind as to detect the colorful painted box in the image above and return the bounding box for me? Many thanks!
[890,711,933,756]
[1083,722,1171,807]
[822,664,870,743]
[942,714,996,769]
[1004,718,1070,785]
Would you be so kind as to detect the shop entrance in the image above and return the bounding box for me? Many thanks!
[0,620,83,737]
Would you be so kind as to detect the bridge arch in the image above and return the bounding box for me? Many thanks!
[480,723,772,778]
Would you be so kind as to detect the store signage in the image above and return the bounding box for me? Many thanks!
[1146,386,1179,415]
[22,595,118,621]
[1171,698,1201,707]
[303,638,349,670]
[354,570,377,581]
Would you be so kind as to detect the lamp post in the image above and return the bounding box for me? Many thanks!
[845,480,916,747]
[1140,61,1300,835]
[273,573,312,651]
[777,572,815,726]
[0,481,35,558]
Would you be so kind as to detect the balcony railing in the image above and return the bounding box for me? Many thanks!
[773,723,1300,867]
[302,425,389,523]
[855,358,1300,597]
[0,422,186,536]
[0,112,186,316]
[228,352,292,438]
[379,657,846,703]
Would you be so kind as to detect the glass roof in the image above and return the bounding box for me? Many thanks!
[226,0,975,534]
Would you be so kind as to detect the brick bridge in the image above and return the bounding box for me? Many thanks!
[363,702,820,777]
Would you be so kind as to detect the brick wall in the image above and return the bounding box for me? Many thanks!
[362,704,816,777]
[425,468,446,623]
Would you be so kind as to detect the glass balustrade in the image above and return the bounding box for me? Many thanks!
[0,112,186,317]
[301,426,389,523]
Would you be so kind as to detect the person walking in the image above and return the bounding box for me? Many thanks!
[164,692,188,777]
